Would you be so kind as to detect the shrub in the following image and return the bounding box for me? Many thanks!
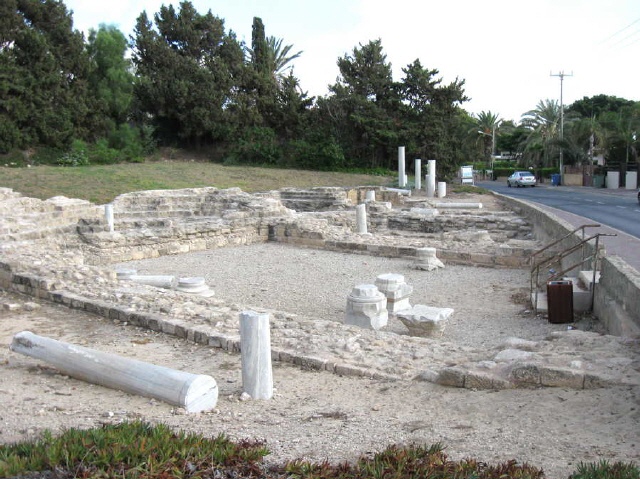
[569,460,640,479]
[226,127,282,165]
[57,140,90,166]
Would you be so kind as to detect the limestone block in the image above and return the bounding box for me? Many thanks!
[374,273,413,312]
[345,284,388,330]
[414,247,445,271]
[396,304,454,337]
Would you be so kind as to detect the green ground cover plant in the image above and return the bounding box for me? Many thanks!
[2,422,636,479]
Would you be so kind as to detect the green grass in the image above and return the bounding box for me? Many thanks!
[0,160,395,204]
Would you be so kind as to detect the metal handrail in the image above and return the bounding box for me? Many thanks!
[530,224,600,265]
[530,228,616,314]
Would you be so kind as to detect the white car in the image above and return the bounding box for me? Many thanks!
[507,171,536,187]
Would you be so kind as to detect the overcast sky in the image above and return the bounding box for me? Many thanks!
[64,0,639,123]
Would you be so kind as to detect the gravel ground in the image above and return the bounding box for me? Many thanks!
[117,243,570,349]
[2,244,638,479]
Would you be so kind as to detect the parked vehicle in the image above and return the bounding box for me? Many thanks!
[507,171,537,187]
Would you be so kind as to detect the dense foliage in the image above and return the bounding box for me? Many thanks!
[1,0,638,177]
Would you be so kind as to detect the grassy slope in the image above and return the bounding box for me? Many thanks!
[0,161,394,204]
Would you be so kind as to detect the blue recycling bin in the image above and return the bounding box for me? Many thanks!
[551,173,561,186]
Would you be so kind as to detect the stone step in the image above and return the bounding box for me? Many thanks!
[578,270,600,291]
[531,276,595,314]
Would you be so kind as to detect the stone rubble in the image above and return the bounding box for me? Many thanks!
[1,186,639,390]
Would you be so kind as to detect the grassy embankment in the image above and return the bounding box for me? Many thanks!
[0,161,394,204]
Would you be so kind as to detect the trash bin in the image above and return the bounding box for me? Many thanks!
[551,174,561,186]
[547,280,573,324]
[592,174,605,188]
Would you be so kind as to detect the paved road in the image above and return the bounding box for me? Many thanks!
[479,181,640,239]
[476,181,640,273]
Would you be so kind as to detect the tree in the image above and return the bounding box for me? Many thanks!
[0,0,94,152]
[599,104,640,172]
[266,36,302,83]
[521,99,561,167]
[131,1,245,148]
[86,25,134,134]
[322,39,399,169]
[472,111,501,165]
[398,59,468,178]
[568,94,635,119]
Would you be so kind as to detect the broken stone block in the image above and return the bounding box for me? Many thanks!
[345,284,388,330]
[374,273,412,313]
[414,247,444,271]
[396,304,454,337]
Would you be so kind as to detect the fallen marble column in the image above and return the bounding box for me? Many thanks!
[10,331,218,412]
[116,268,137,280]
[345,284,388,330]
[130,274,177,289]
[239,311,273,399]
[434,202,483,209]
[396,305,454,337]
[375,273,413,313]
[176,277,214,297]
[384,187,412,196]
[414,247,445,271]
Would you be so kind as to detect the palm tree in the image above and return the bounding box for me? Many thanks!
[521,99,560,167]
[246,34,302,85]
[472,111,501,167]
[266,36,302,82]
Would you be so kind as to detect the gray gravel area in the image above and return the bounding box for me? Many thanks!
[118,242,570,349]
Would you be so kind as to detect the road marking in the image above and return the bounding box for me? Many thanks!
[596,201,605,204]
[635,209,640,213]
[616,206,627,209]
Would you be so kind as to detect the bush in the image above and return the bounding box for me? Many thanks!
[31,147,65,165]
[284,136,346,171]
[57,140,90,166]
[569,460,640,479]
[226,127,282,165]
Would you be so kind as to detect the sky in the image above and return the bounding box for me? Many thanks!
[64,0,640,123]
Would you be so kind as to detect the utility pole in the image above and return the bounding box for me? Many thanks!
[550,71,573,185]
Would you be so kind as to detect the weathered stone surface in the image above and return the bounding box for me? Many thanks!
[396,304,454,337]
[375,273,413,313]
[345,284,388,330]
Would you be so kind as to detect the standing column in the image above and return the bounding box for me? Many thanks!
[105,203,114,233]
[239,311,273,400]
[414,159,422,191]
[356,203,368,234]
[398,146,406,187]
[427,160,436,197]
[437,181,446,198]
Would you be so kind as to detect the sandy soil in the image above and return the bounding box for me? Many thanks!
[1,243,639,478]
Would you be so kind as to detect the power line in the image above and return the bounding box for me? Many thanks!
[597,16,640,45]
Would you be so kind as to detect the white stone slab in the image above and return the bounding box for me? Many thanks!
[396,305,454,337]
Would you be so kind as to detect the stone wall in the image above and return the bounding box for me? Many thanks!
[594,256,640,336]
